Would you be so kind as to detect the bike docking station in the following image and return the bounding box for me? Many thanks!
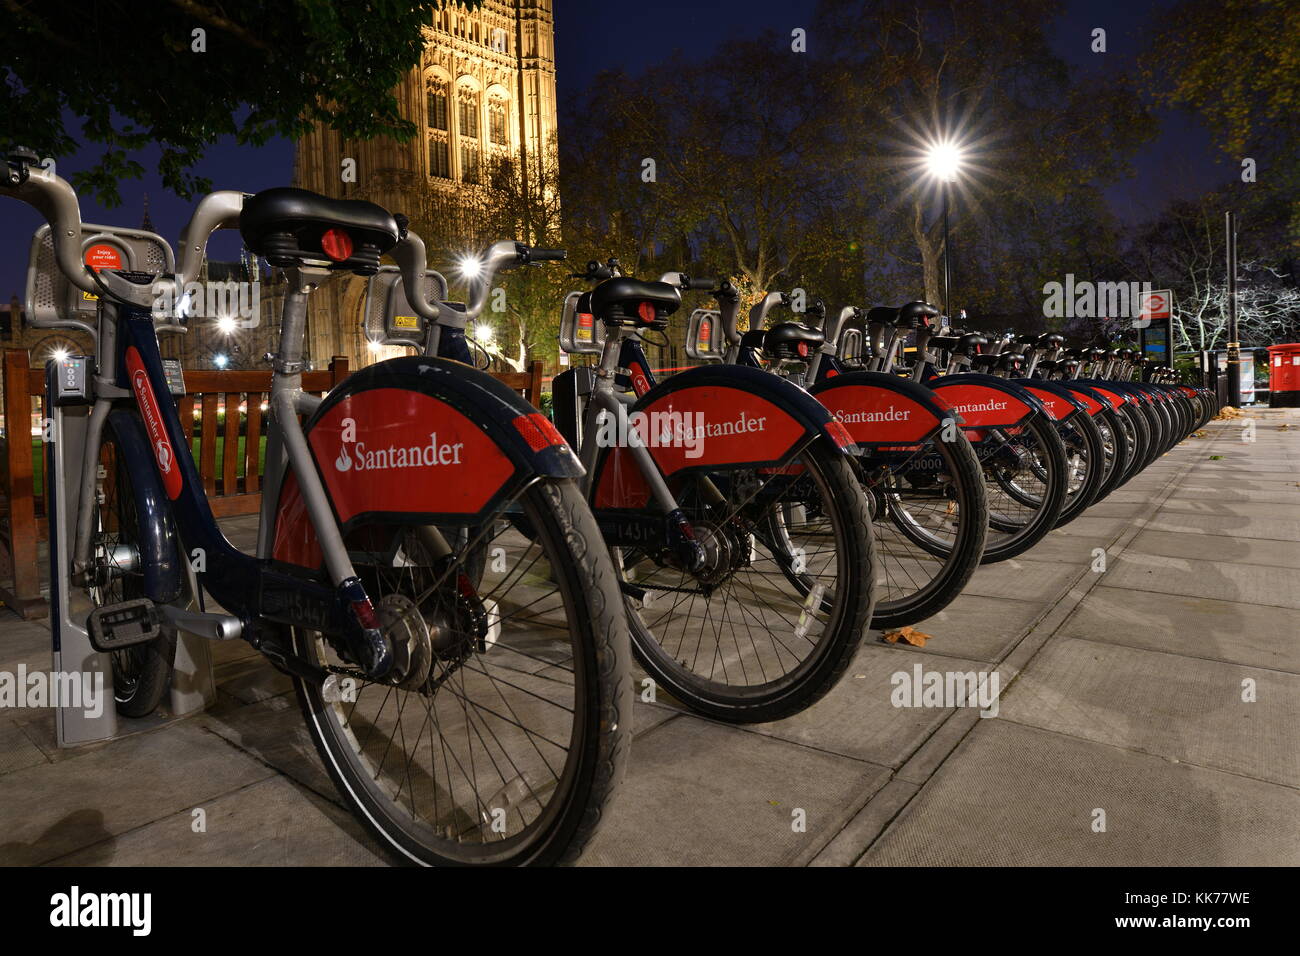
[26,222,216,747]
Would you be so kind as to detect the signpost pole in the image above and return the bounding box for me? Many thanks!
[1226,210,1241,406]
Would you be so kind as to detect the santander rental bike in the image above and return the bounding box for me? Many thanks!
[372,253,877,723]
[3,148,631,866]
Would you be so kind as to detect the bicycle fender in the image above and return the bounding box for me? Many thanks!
[809,370,962,445]
[1077,381,1134,410]
[926,373,1046,428]
[106,408,184,604]
[590,364,854,510]
[1014,379,1090,421]
[1046,381,1114,416]
[272,357,580,567]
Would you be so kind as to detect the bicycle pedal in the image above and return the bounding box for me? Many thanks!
[87,598,161,652]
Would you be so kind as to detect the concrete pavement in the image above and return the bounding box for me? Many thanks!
[1,407,1296,866]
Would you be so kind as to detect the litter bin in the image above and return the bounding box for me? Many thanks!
[1266,343,1300,407]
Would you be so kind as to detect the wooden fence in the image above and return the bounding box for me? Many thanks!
[0,350,543,619]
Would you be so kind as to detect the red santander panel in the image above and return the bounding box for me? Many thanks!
[816,386,945,443]
[929,383,1034,428]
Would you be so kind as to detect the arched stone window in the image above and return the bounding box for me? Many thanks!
[428,134,450,179]
[426,76,449,132]
[488,98,508,146]
[457,89,480,140]
[460,143,480,184]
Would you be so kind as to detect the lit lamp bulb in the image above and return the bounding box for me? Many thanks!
[459,255,484,281]
[926,141,963,183]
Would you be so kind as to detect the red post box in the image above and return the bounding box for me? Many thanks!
[1266,343,1300,407]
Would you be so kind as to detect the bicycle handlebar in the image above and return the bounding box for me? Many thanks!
[1,153,98,295]
[3,149,249,309]
[459,239,564,321]
[657,271,720,292]
[176,191,247,286]
[390,229,442,325]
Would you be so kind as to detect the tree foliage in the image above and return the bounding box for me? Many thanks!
[0,1,472,205]
[1147,0,1300,248]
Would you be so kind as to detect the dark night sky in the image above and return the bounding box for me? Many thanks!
[2,0,1225,300]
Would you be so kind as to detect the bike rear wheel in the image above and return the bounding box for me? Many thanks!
[975,415,1068,563]
[617,436,875,723]
[1052,411,1106,527]
[291,477,629,866]
[857,429,988,629]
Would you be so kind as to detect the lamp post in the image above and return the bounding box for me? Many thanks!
[925,141,963,315]
[1225,210,1241,406]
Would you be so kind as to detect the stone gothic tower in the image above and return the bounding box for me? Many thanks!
[293,0,558,368]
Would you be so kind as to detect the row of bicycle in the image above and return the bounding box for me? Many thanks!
[3,159,1214,865]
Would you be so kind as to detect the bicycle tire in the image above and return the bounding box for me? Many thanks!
[622,436,875,723]
[291,477,630,866]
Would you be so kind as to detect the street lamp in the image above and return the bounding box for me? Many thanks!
[925,139,964,316]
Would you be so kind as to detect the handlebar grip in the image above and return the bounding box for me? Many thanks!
[528,247,567,262]
[687,276,716,290]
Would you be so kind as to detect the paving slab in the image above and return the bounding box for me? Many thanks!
[0,721,274,865]
[810,778,920,866]
[578,717,888,866]
[0,720,48,776]
[1057,586,1300,673]
[861,720,1300,866]
[1158,499,1300,519]
[1080,500,1148,518]
[906,592,1052,662]
[1101,550,1300,609]
[1049,515,1135,539]
[961,559,1082,603]
[999,637,1300,787]
[736,642,998,767]
[1127,528,1300,569]
[200,693,336,799]
[1003,532,1110,566]
[50,775,388,867]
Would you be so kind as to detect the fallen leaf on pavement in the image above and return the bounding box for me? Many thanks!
[883,626,933,647]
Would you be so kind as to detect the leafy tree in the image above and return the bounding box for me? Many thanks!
[0,1,472,205]
[1146,0,1300,248]
[813,0,1151,314]
[402,140,566,372]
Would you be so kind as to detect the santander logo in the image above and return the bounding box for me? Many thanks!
[835,406,912,424]
[952,399,1007,415]
[126,349,182,499]
[334,432,466,473]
